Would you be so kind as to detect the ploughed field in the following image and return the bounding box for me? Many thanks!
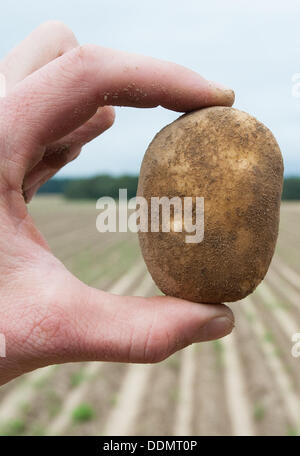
[0,195,299,436]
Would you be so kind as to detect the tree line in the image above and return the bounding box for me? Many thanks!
[37,175,300,200]
[38,175,139,200]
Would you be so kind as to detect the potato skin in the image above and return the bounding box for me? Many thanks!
[137,107,284,303]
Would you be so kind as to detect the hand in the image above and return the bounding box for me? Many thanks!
[0,21,235,386]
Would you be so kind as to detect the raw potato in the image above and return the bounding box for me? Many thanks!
[137,107,284,303]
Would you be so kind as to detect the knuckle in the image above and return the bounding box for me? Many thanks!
[70,44,89,62]
[142,325,170,364]
[143,327,188,364]
[64,44,97,85]
[66,44,90,78]
[72,44,96,65]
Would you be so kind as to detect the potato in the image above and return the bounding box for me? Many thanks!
[137,106,283,303]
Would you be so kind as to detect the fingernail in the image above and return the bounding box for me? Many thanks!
[22,186,36,204]
[22,186,29,204]
[197,316,234,341]
[208,81,235,106]
[209,80,233,92]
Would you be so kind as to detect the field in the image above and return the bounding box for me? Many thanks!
[0,195,299,436]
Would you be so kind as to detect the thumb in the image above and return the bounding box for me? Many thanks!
[57,280,235,364]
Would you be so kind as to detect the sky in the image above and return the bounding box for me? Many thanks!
[0,0,299,177]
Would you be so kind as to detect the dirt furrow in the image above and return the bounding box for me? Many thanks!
[191,341,232,436]
[256,280,298,336]
[222,328,254,435]
[104,365,153,436]
[272,258,300,293]
[234,303,288,435]
[133,352,182,436]
[173,345,196,436]
[245,297,300,434]
[251,283,300,396]
[0,366,57,434]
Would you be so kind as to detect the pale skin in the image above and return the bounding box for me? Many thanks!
[0,22,235,386]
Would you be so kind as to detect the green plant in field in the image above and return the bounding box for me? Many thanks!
[244,310,255,323]
[34,377,48,389]
[46,390,62,418]
[213,340,224,367]
[110,394,118,407]
[0,418,26,436]
[34,366,58,389]
[31,424,46,436]
[287,425,299,436]
[273,346,282,359]
[263,331,274,344]
[70,370,86,388]
[262,331,282,358]
[20,401,30,414]
[253,403,265,422]
[72,403,95,423]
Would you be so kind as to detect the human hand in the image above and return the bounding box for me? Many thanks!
[0,22,234,386]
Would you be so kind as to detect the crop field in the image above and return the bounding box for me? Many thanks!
[0,195,299,436]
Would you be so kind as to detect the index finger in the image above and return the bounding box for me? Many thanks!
[1,44,234,176]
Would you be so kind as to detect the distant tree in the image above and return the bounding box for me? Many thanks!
[37,178,70,194]
[282,177,300,200]
[64,174,139,200]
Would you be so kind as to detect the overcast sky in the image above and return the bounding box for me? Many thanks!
[1,0,299,176]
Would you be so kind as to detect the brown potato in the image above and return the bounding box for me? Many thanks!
[137,107,284,303]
